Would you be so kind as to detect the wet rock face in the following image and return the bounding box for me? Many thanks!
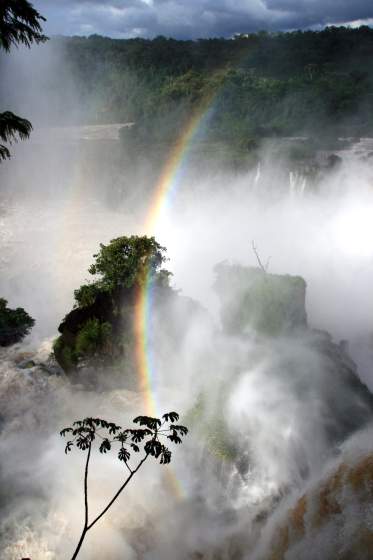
[326,153,342,169]
[261,450,373,560]
[54,288,123,372]
[213,264,373,484]
[309,330,373,440]
[214,264,307,336]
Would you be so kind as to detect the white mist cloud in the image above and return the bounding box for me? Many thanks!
[2,42,373,560]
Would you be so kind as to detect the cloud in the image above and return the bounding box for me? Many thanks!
[33,0,373,39]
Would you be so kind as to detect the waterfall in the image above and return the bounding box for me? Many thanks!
[289,171,307,196]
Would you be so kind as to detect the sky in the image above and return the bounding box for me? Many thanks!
[33,0,373,40]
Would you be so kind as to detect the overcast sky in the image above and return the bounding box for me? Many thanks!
[33,0,373,39]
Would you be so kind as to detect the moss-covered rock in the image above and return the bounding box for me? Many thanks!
[54,235,169,373]
[214,264,307,337]
[185,394,238,463]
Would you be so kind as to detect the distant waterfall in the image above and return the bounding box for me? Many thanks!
[289,171,307,196]
[254,161,261,186]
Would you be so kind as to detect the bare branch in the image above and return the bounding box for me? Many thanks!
[251,240,270,273]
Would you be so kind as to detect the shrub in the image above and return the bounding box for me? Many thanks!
[0,298,35,346]
[75,319,112,356]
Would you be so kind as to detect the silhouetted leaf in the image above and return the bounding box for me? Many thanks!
[77,436,91,451]
[145,439,162,458]
[60,427,72,437]
[65,441,73,454]
[108,423,121,435]
[83,417,94,428]
[168,431,182,444]
[133,415,161,430]
[171,425,188,436]
[118,447,130,462]
[99,439,111,454]
[130,429,152,443]
[130,443,140,452]
[163,412,179,423]
[160,448,172,464]
[114,431,128,444]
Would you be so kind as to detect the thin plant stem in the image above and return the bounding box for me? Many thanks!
[70,442,92,560]
[69,451,149,559]
[87,453,149,530]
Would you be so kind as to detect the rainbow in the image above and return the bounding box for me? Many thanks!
[135,95,216,416]
[144,102,215,235]
[134,266,157,416]
[133,96,219,500]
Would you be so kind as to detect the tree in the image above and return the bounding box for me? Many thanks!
[54,236,171,372]
[61,411,188,560]
[78,235,168,300]
[0,297,35,345]
[0,0,48,161]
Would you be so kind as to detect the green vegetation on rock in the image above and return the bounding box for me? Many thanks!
[186,394,237,463]
[75,319,112,357]
[54,235,170,373]
[0,298,35,346]
[214,264,307,336]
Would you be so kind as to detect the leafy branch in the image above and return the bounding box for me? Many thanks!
[0,111,33,161]
[0,0,48,162]
[0,0,47,52]
[61,411,188,560]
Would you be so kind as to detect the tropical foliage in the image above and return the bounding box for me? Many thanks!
[0,0,48,161]
[0,0,46,51]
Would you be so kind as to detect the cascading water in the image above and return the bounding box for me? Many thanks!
[289,171,307,196]
[1,126,373,560]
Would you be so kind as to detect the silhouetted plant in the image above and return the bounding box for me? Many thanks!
[0,0,48,161]
[61,411,188,560]
[0,0,47,52]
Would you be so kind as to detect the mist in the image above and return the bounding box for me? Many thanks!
[1,38,373,560]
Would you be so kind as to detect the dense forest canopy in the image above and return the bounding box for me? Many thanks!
[46,26,373,143]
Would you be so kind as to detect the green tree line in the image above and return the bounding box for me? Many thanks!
[50,27,373,144]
